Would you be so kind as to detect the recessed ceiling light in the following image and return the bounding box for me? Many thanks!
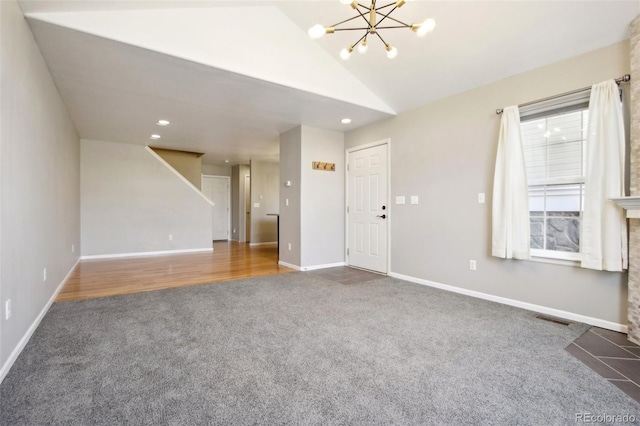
[150,134,161,140]
[157,120,170,126]
[224,160,230,163]
[341,118,352,124]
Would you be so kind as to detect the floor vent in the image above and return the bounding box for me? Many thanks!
[534,314,572,326]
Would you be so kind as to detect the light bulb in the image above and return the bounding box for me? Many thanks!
[386,45,398,59]
[417,18,436,37]
[358,40,368,54]
[308,24,326,39]
[340,47,353,61]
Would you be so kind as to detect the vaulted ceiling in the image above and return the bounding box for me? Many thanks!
[18,0,640,164]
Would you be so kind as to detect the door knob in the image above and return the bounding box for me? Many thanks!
[376,214,386,219]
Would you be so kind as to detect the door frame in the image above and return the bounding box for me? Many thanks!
[243,174,251,243]
[345,139,391,274]
[202,174,231,241]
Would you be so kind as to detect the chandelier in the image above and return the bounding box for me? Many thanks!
[308,0,436,60]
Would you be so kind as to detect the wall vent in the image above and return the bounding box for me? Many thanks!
[534,314,572,326]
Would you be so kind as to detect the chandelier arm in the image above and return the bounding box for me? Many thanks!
[375,11,410,27]
[333,28,374,31]
[374,2,395,10]
[329,14,363,28]
[354,5,373,28]
[352,32,368,47]
[374,30,388,46]
[375,5,399,28]
[374,26,411,30]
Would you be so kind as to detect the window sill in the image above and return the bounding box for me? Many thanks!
[529,249,581,267]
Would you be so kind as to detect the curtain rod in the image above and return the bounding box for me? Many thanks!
[495,74,631,115]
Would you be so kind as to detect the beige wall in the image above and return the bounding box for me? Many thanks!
[300,126,344,268]
[1,0,80,375]
[279,126,345,268]
[279,127,302,265]
[202,164,231,177]
[250,160,279,243]
[151,148,203,189]
[346,41,630,327]
[81,140,213,256]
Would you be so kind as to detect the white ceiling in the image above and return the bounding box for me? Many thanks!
[19,0,640,165]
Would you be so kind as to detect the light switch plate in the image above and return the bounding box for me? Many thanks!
[478,193,485,204]
[410,196,419,205]
[395,196,405,205]
[285,181,291,187]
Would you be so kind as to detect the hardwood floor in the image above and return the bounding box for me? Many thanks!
[57,242,294,302]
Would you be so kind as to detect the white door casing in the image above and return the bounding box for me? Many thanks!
[202,175,231,241]
[346,141,389,273]
[244,175,251,243]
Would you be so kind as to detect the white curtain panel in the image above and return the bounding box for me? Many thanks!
[492,106,530,260]
[581,80,628,271]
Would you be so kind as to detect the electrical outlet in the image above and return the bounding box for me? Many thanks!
[254,202,260,208]
[469,260,477,271]
[396,196,405,205]
[478,193,485,204]
[288,243,292,251]
[233,228,237,234]
[410,196,419,205]
[72,244,75,253]
[5,299,11,320]
[43,268,47,282]
[285,198,289,206]
[169,234,173,241]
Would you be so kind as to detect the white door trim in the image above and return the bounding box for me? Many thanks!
[345,139,391,274]
[202,174,231,240]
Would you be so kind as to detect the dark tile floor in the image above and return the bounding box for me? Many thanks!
[567,327,640,403]
[309,266,383,285]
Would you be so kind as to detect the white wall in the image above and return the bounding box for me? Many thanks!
[250,160,279,243]
[300,126,345,267]
[1,0,80,377]
[81,139,213,256]
[346,41,630,327]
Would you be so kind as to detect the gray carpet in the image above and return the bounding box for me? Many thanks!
[1,272,639,425]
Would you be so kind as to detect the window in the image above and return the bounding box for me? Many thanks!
[521,106,588,261]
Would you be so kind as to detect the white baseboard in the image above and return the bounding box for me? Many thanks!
[0,257,80,384]
[81,247,213,260]
[278,261,346,271]
[278,260,301,271]
[300,262,346,271]
[249,242,277,246]
[389,272,628,333]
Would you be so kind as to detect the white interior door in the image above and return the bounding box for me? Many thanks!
[347,143,388,273]
[202,175,230,241]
